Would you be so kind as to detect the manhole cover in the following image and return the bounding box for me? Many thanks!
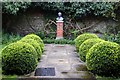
[34,68,55,76]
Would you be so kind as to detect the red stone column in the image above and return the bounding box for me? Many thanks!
[56,21,64,39]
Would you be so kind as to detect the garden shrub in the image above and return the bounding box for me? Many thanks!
[19,39,42,60]
[22,34,44,52]
[79,38,104,62]
[86,41,120,77]
[2,42,38,75]
[74,33,98,51]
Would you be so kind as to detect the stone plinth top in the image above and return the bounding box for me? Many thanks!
[56,21,64,22]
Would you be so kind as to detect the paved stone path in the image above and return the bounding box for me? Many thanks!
[26,44,96,80]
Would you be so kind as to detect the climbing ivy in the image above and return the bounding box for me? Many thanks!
[34,2,120,19]
[2,2,120,19]
[2,1,31,15]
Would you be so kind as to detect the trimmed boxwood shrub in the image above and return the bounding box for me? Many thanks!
[79,38,104,62]
[19,39,42,60]
[74,33,98,51]
[22,34,44,52]
[86,41,120,77]
[2,42,38,75]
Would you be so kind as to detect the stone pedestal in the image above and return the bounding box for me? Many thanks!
[56,21,64,39]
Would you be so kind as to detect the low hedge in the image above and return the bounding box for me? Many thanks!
[19,39,42,60]
[2,42,38,75]
[79,38,104,62]
[22,34,44,52]
[86,41,120,77]
[74,33,98,51]
[43,39,74,45]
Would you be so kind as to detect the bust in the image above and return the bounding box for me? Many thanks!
[56,12,63,21]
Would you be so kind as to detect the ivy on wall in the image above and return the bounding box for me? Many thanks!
[2,1,31,15]
[34,2,120,19]
[2,2,120,19]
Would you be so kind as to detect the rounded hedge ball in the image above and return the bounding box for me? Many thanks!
[2,42,38,75]
[22,34,44,52]
[19,39,42,60]
[86,41,120,77]
[74,33,98,51]
[79,38,104,62]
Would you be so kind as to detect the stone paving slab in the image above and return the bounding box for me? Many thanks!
[29,44,96,80]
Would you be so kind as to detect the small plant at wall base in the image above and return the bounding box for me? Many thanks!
[101,32,120,44]
[2,32,22,45]
[115,32,120,44]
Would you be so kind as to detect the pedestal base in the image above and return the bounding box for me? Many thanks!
[56,21,64,40]
[56,37,63,40]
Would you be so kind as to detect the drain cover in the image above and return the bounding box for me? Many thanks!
[34,68,55,76]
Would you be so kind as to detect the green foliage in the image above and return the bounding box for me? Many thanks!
[2,74,17,80]
[2,32,22,45]
[2,41,38,75]
[74,33,98,51]
[96,76,120,80]
[43,39,74,45]
[36,31,46,39]
[22,34,44,52]
[2,1,31,15]
[79,38,104,62]
[34,2,120,19]
[2,2,120,18]
[115,32,120,44]
[70,2,116,18]
[101,33,116,42]
[101,32,120,44]
[33,2,64,12]
[86,41,120,77]
[19,39,42,60]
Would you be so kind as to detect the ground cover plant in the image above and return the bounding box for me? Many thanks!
[2,32,22,45]
[101,32,120,45]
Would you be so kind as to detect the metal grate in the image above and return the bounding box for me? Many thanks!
[34,68,55,76]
